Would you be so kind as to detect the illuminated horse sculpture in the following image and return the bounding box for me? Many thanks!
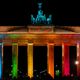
[31,3,52,25]
[36,10,46,24]
[31,15,36,24]
[47,15,52,24]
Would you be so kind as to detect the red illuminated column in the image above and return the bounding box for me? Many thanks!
[62,43,70,76]
[47,43,54,79]
[76,43,80,76]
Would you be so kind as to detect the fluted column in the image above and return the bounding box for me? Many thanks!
[27,43,33,78]
[12,43,18,78]
[76,43,80,76]
[0,43,3,79]
[62,43,70,76]
[47,43,54,79]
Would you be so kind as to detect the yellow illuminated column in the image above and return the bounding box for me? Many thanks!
[62,43,70,76]
[27,43,33,78]
[47,43,54,79]
[76,43,80,76]
[12,43,18,78]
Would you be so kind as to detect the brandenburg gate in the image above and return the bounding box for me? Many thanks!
[0,27,80,79]
[0,2,80,79]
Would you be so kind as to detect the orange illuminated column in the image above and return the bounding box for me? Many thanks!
[27,43,33,78]
[47,43,54,79]
[62,43,70,76]
[76,43,80,76]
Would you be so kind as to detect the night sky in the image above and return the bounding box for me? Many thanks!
[0,1,80,26]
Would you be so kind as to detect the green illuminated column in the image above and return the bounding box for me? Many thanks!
[12,43,18,78]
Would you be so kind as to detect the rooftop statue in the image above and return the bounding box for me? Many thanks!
[31,3,52,25]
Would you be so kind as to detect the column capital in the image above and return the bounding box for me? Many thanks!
[62,43,71,46]
[47,43,54,45]
[12,43,18,45]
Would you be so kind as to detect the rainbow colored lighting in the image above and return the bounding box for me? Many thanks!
[8,34,20,39]
[0,34,6,39]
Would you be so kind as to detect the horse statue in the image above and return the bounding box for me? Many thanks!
[36,10,47,24]
[31,3,52,25]
[31,14,36,24]
[47,15,52,24]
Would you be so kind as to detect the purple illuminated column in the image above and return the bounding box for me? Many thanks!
[76,43,80,76]
[62,43,70,76]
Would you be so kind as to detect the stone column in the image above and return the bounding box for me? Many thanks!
[12,43,18,78]
[62,43,70,76]
[0,43,3,79]
[76,43,80,76]
[27,43,33,78]
[47,43,54,79]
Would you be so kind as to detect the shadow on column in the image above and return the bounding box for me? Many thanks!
[69,46,77,77]
[3,46,12,79]
[54,46,62,79]
[33,46,47,79]
[18,46,27,79]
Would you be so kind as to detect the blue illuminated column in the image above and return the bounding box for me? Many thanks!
[0,43,3,80]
